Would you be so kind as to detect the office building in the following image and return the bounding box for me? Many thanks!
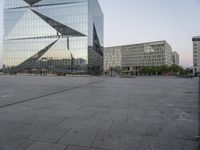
[192,36,200,75]
[3,0,104,75]
[172,51,179,66]
[104,41,173,75]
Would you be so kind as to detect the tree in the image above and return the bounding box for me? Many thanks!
[151,66,158,75]
[168,64,179,73]
[185,68,193,75]
[140,66,150,75]
[178,66,185,75]
[140,65,189,76]
[160,65,168,75]
[155,66,161,75]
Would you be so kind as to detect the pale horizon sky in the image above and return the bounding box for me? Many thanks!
[0,0,200,67]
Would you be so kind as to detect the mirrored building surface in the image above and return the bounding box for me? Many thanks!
[3,0,103,75]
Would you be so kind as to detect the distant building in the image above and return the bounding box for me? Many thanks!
[192,36,200,75]
[104,47,122,70]
[3,0,104,75]
[172,51,180,66]
[104,41,173,75]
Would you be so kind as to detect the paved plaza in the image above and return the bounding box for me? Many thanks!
[0,76,199,150]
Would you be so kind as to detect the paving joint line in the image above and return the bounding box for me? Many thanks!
[56,128,72,143]
[146,136,153,150]
[64,145,70,150]
[56,116,70,126]
[108,120,114,131]
[65,144,111,150]
[24,139,68,150]
[24,142,35,150]
[0,79,107,109]
[90,129,101,147]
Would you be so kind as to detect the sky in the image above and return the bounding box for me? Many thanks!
[0,0,200,67]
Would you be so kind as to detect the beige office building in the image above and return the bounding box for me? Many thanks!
[104,41,173,75]
[192,36,200,75]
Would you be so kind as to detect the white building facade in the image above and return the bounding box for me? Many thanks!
[104,47,122,72]
[172,51,180,66]
[104,41,173,75]
[192,36,200,75]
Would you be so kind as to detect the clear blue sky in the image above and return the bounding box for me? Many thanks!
[0,0,200,67]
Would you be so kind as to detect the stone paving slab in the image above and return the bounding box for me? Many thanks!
[0,137,33,150]
[66,145,110,150]
[25,142,67,150]
[148,136,198,150]
[0,76,102,108]
[92,132,150,150]
[0,76,199,150]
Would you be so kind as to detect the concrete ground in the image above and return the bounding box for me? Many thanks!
[0,76,199,150]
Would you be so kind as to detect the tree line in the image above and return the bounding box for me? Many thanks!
[140,65,192,76]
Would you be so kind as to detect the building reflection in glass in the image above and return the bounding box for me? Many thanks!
[3,0,103,75]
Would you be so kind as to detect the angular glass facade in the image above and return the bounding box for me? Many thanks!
[3,0,103,75]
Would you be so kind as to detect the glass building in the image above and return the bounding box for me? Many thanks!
[3,0,104,75]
